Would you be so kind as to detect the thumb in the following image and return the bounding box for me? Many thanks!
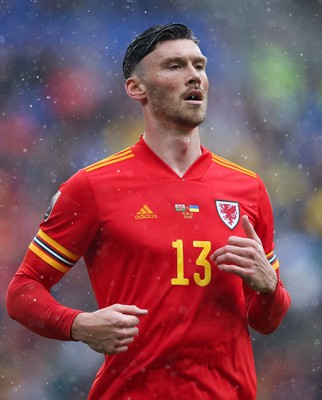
[241,215,261,244]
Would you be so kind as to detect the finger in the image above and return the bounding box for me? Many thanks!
[101,329,139,355]
[210,247,223,261]
[111,328,139,354]
[215,251,250,269]
[110,345,129,355]
[211,241,252,262]
[212,245,239,263]
[217,263,251,278]
[241,215,261,244]
[113,304,149,316]
[116,336,135,346]
[116,326,139,340]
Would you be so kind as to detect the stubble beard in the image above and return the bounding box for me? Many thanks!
[149,87,208,129]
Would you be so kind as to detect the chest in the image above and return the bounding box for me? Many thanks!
[93,173,258,258]
[86,169,258,306]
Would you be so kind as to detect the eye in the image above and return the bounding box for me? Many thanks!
[169,64,181,70]
[195,63,205,71]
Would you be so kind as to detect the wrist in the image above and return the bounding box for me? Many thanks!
[71,311,87,341]
[260,278,278,295]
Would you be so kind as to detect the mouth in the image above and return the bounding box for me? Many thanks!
[184,90,203,104]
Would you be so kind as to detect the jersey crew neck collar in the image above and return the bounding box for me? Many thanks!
[131,135,212,180]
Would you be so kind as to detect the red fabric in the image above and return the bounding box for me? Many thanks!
[7,137,291,400]
[246,278,290,334]
[6,252,82,340]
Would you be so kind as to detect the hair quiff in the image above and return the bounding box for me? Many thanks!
[122,23,199,79]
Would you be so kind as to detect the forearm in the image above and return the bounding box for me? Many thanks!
[7,272,82,340]
[247,280,291,334]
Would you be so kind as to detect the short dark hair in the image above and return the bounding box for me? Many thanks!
[122,23,199,79]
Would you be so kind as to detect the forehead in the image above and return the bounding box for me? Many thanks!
[142,39,206,65]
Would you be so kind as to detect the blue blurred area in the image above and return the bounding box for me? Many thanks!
[1,1,321,399]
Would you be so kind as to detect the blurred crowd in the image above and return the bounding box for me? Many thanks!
[1,1,321,399]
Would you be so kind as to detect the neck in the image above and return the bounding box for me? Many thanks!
[142,123,202,177]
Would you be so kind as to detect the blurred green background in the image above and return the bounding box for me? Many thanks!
[1,1,321,399]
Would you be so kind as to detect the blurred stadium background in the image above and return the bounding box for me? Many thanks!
[1,1,321,399]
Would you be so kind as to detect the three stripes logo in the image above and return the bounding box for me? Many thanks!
[135,204,158,220]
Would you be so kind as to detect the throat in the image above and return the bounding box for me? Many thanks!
[163,146,202,177]
[142,130,202,177]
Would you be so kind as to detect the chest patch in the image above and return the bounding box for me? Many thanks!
[215,200,240,229]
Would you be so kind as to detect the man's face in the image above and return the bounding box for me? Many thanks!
[137,39,209,129]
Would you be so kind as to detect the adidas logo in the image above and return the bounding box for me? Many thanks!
[135,204,158,219]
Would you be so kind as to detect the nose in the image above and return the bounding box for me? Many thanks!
[187,64,202,86]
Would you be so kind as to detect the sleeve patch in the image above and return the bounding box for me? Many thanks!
[44,191,61,222]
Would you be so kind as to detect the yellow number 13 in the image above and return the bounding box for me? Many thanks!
[171,240,212,286]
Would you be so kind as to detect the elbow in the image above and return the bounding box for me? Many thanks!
[249,308,289,335]
[248,286,292,335]
[6,281,19,321]
[6,275,32,322]
[250,320,281,335]
[6,298,16,322]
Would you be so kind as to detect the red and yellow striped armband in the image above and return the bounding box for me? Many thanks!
[29,229,80,273]
[266,250,280,270]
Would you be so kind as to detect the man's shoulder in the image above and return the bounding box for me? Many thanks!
[59,146,138,193]
[83,146,136,174]
[210,152,258,180]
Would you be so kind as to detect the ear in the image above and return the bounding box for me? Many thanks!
[125,77,146,102]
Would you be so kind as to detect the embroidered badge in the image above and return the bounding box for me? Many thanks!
[215,200,239,229]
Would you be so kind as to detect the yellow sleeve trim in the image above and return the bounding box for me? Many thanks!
[29,242,69,274]
[37,230,79,261]
[271,259,280,271]
[266,250,280,270]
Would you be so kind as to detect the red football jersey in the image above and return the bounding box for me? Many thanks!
[7,136,290,400]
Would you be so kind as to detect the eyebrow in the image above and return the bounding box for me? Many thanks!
[161,55,208,66]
